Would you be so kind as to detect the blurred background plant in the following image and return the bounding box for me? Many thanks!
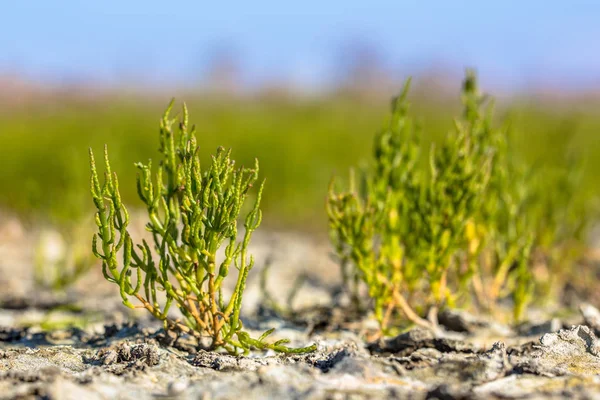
[33,219,96,293]
[327,72,598,334]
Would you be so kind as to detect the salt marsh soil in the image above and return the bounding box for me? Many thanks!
[3,216,600,399]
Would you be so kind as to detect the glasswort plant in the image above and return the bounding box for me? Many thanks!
[89,100,316,354]
[328,74,498,333]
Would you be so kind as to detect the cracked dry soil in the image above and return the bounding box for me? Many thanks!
[5,319,600,399]
[3,224,600,399]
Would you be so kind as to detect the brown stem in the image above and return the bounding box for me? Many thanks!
[186,298,208,331]
[380,299,395,332]
[208,272,222,346]
[472,271,491,312]
[134,293,204,340]
[392,290,435,330]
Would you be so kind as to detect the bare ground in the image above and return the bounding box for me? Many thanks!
[3,216,600,399]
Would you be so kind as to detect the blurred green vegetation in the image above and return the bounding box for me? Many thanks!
[0,90,599,232]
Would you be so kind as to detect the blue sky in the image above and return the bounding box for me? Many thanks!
[2,1,599,90]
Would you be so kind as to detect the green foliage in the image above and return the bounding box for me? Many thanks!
[455,72,535,320]
[89,101,316,354]
[328,75,495,332]
[467,81,594,318]
[527,156,592,298]
[1,89,598,234]
[328,71,594,332]
[0,98,383,229]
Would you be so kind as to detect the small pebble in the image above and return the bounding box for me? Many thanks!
[167,379,189,396]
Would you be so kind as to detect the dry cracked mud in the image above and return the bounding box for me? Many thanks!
[3,219,600,399]
[5,320,600,399]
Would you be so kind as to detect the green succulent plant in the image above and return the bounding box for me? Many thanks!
[327,72,538,333]
[89,100,316,354]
